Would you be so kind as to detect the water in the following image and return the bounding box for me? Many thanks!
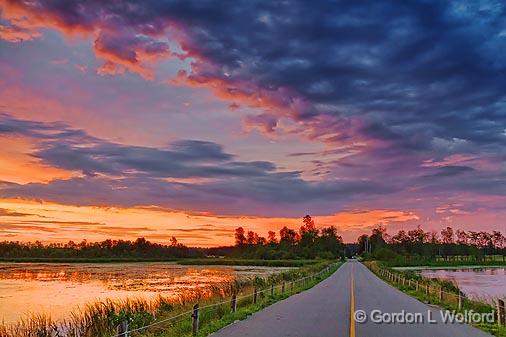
[0,262,287,324]
[419,267,506,302]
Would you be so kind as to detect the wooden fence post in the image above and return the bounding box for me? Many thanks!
[439,287,444,301]
[253,288,258,304]
[231,294,237,313]
[282,282,285,294]
[191,303,199,335]
[271,284,274,296]
[415,281,419,291]
[497,299,505,326]
[116,320,128,337]
[426,284,430,296]
[458,292,463,310]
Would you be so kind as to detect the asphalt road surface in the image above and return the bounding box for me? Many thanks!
[210,260,492,337]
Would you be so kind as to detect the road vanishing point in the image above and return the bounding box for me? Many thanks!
[210,260,492,337]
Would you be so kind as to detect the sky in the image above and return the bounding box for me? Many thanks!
[0,0,505,246]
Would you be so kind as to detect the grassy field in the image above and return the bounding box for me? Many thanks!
[0,261,340,337]
[366,261,506,337]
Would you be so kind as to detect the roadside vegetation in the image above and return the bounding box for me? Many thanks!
[359,225,505,335]
[0,261,340,337]
[365,261,506,337]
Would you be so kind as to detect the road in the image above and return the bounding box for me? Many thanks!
[210,260,492,337]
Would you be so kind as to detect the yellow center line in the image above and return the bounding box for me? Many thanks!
[350,264,356,337]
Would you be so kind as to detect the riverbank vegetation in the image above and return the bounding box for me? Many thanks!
[0,237,202,261]
[0,261,339,337]
[366,261,506,337]
[358,225,505,267]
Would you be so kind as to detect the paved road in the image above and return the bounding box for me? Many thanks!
[210,260,492,337]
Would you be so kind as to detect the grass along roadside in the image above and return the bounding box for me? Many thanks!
[0,261,340,337]
[365,261,506,337]
[152,262,342,337]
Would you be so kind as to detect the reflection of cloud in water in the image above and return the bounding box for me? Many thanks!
[420,267,506,303]
[0,262,288,323]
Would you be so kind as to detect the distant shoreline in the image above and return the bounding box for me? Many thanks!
[0,257,317,267]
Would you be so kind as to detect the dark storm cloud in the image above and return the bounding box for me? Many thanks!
[3,0,505,155]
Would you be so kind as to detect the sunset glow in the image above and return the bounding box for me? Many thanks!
[1,0,505,245]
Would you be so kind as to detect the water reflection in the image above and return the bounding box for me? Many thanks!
[420,267,506,302]
[0,262,287,323]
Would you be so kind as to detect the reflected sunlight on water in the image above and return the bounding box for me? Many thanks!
[0,262,287,323]
[420,267,506,303]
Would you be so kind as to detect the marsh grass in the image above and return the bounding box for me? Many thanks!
[0,262,335,337]
[366,261,506,337]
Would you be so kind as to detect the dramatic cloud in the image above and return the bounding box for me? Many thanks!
[0,114,396,216]
[1,1,504,161]
[0,1,505,241]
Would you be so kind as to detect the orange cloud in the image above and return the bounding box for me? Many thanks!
[0,197,421,246]
[0,22,40,42]
[0,1,174,79]
[0,137,73,184]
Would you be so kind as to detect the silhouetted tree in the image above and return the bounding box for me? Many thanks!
[234,227,247,246]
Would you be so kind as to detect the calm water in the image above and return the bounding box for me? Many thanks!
[0,262,287,324]
[420,267,506,302]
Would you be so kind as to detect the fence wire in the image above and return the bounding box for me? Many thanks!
[110,263,337,337]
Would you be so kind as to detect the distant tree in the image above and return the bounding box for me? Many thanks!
[369,225,387,252]
[267,231,277,244]
[318,226,343,257]
[492,231,505,250]
[234,227,247,246]
[428,230,439,244]
[357,234,368,254]
[257,236,267,245]
[280,226,300,245]
[407,226,427,244]
[247,230,258,245]
[299,215,319,248]
[440,227,454,245]
[456,230,468,245]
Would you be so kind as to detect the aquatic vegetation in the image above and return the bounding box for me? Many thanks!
[0,262,334,337]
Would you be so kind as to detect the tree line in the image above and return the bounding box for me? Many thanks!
[0,237,202,259]
[208,215,345,260]
[358,225,506,261]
